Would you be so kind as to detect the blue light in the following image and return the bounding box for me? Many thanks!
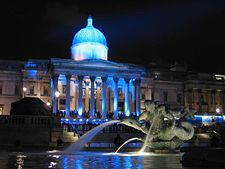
[62,156,69,169]
[72,16,107,46]
[79,119,83,122]
[78,107,82,116]
[71,16,108,61]
[26,70,37,78]
[25,63,36,67]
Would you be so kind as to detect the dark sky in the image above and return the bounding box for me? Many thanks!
[1,0,225,74]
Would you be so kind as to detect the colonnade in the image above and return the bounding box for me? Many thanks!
[51,74,141,119]
[185,88,225,113]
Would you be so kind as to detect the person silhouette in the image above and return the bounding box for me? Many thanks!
[114,134,124,148]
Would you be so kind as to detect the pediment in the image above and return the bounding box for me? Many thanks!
[74,59,128,69]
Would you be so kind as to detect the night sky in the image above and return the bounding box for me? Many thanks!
[1,0,225,74]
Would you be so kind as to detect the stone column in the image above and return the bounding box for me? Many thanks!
[211,90,215,112]
[78,75,83,117]
[95,81,101,114]
[194,89,198,110]
[135,79,141,116]
[101,77,107,118]
[222,91,225,114]
[130,80,135,113]
[113,77,119,119]
[188,89,193,109]
[184,89,188,109]
[65,74,71,116]
[124,78,130,117]
[74,79,78,110]
[85,81,90,113]
[37,81,41,98]
[90,76,96,118]
[198,89,202,112]
[52,74,59,114]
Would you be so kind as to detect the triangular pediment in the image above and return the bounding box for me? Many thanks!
[51,58,143,70]
[74,59,128,69]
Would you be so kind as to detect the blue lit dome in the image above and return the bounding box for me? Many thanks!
[71,16,108,61]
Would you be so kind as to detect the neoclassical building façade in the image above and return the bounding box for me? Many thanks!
[0,16,225,118]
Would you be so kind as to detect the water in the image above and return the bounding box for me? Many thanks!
[140,115,157,152]
[65,120,119,153]
[115,137,143,153]
[0,150,185,169]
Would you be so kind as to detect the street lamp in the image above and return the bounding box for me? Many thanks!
[216,108,220,114]
[55,91,60,98]
[46,100,51,106]
[23,87,27,98]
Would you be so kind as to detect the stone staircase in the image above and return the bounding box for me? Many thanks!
[62,131,78,143]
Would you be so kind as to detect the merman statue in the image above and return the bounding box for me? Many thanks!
[121,100,195,151]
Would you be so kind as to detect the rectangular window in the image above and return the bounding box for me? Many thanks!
[0,104,3,115]
[163,92,168,102]
[177,93,182,104]
[15,84,20,96]
[200,95,204,104]
[141,88,145,99]
[62,85,66,94]
[30,85,34,95]
[211,95,214,104]
[43,86,49,96]
[60,99,66,105]
[0,84,2,95]
[118,88,123,97]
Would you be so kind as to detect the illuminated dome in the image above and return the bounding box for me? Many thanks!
[71,16,108,61]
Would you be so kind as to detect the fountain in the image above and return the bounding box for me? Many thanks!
[65,100,195,154]
[121,100,195,153]
[3,101,195,169]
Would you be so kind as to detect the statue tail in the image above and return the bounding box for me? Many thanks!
[176,122,195,140]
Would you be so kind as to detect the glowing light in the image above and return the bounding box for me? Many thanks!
[46,101,51,106]
[216,108,220,113]
[23,87,27,92]
[78,107,82,116]
[71,16,108,61]
[55,91,60,98]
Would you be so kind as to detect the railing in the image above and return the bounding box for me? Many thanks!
[0,115,60,126]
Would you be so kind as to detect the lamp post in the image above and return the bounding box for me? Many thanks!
[46,100,51,106]
[55,91,60,98]
[216,108,220,114]
[54,91,60,113]
[23,87,27,98]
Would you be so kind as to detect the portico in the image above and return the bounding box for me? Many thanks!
[50,59,144,119]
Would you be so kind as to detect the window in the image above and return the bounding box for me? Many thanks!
[118,88,123,97]
[62,85,66,94]
[0,84,2,95]
[15,84,20,96]
[141,88,145,99]
[211,95,214,104]
[30,85,34,95]
[43,86,49,96]
[60,99,66,105]
[200,95,204,104]
[177,93,182,104]
[0,104,3,115]
[163,92,168,102]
